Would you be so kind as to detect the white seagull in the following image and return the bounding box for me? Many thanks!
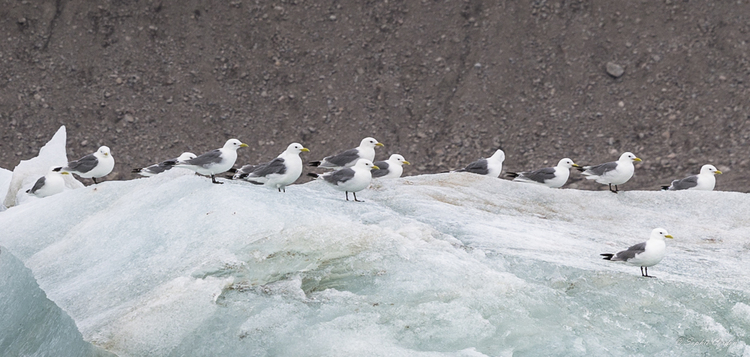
[661,164,722,191]
[309,137,383,169]
[506,158,580,188]
[309,158,379,202]
[456,149,505,178]
[578,152,641,193]
[132,152,197,176]
[234,143,309,192]
[26,166,70,198]
[64,146,115,184]
[177,139,248,184]
[372,154,411,179]
[601,228,674,278]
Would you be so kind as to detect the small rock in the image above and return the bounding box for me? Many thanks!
[81,140,88,147]
[606,62,625,78]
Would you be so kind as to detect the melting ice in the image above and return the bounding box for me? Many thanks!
[1,146,750,356]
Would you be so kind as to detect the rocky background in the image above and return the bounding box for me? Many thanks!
[1,0,749,191]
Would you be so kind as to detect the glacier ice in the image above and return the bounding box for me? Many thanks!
[0,246,114,357]
[2,126,84,209]
[1,168,750,356]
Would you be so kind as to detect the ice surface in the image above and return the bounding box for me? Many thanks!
[2,125,84,209]
[0,246,114,357]
[1,170,750,356]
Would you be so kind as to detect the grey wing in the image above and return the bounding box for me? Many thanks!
[521,167,557,183]
[615,242,647,261]
[146,159,178,174]
[585,161,618,176]
[249,158,288,178]
[458,159,489,175]
[371,161,390,178]
[669,175,699,190]
[185,150,223,168]
[29,176,46,193]
[66,154,99,173]
[324,148,361,167]
[323,168,355,184]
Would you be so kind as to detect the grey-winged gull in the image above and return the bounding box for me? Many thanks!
[309,137,383,169]
[26,166,70,198]
[456,149,505,177]
[601,228,673,278]
[372,154,410,179]
[176,139,248,184]
[506,158,580,188]
[64,146,115,184]
[577,152,641,193]
[308,158,379,202]
[234,142,309,192]
[661,164,722,191]
[132,152,197,176]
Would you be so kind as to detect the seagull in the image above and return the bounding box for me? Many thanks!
[506,158,580,188]
[309,137,383,169]
[233,143,309,192]
[132,152,197,176]
[176,139,248,184]
[64,146,115,184]
[372,154,410,179]
[308,158,379,202]
[601,228,673,278]
[26,166,70,198]
[456,149,505,178]
[661,164,722,191]
[577,152,641,193]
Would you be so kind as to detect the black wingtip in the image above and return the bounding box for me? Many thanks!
[226,167,237,174]
[308,161,321,167]
[660,185,670,191]
[600,253,614,260]
[131,168,142,174]
[25,189,30,193]
[575,166,586,172]
[505,172,519,179]
[307,173,320,178]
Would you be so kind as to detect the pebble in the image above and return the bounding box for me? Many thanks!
[606,62,625,78]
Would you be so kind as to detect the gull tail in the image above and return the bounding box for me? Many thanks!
[600,253,615,260]
[505,172,520,179]
[307,173,320,178]
[575,166,587,172]
[308,161,322,167]
[660,185,671,191]
[131,168,143,174]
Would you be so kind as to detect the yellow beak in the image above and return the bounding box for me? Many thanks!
[715,170,723,175]
[372,165,380,170]
[240,143,249,148]
[665,235,674,239]
[301,148,310,152]
[403,161,411,165]
[375,142,384,147]
[61,172,70,175]
[572,163,580,168]
[633,157,642,162]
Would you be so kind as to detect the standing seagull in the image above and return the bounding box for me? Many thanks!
[132,152,197,176]
[456,149,505,178]
[26,166,70,198]
[308,158,379,202]
[309,137,383,169]
[577,152,641,193]
[506,158,580,188]
[64,146,115,184]
[601,228,674,278]
[372,154,411,179]
[661,164,722,191]
[177,139,248,184]
[234,143,309,192]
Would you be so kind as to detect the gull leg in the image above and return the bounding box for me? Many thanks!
[93,177,98,184]
[211,175,223,184]
[353,192,364,202]
[609,183,618,193]
[345,192,350,201]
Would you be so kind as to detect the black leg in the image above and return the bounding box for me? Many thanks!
[345,192,350,201]
[93,177,98,184]
[641,266,655,278]
[609,183,618,193]
[211,174,223,184]
[353,192,363,202]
